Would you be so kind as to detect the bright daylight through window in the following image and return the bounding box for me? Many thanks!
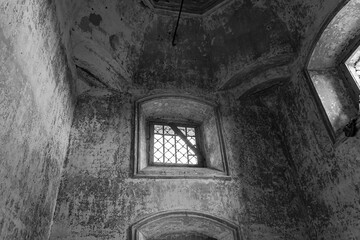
[345,44,360,91]
[149,123,201,166]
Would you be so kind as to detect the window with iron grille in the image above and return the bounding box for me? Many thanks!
[148,122,203,166]
[134,95,229,178]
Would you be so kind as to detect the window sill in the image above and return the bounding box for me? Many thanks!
[134,166,231,180]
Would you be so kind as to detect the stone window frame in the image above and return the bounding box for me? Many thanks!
[130,210,242,240]
[133,94,230,179]
[305,0,360,144]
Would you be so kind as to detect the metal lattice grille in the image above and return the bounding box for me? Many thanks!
[152,124,198,165]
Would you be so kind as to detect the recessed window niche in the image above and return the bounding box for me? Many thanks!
[305,0,360,143]
[133,94,229,179]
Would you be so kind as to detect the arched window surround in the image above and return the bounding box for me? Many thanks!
[130,210,242,240]
[133,94,229,179]
[305,0,360,144]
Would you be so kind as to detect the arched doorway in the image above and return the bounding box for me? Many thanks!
[131,211,241,240]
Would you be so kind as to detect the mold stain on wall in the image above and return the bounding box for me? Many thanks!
[1,0,360,240]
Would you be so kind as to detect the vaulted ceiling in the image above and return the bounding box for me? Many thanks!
[55,0,340,96]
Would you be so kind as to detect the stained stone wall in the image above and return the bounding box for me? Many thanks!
[1,1,360,240]
[49,85,312,239]
[0,1,75,239]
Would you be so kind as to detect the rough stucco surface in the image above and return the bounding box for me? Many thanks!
[49,1,360,240]
[65,0,344,93]
[287,1,360,236]
[0,1,75,239]
[296,1,360,236]
[50,86,313,240]
[1,0,360,239]
[52,0,346,93]
[226,85,314,240]
[50,90,242,239]
[203,1,295,90]
[68,0,298,93]
[275,63,360,239]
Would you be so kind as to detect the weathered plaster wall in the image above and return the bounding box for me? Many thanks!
[54,0,82,91]
[0,0,358,239]
[68,0,299,93]
[50,85,311,239]
[50,90,241,239]
[273,39,360,240]
[51,0,348,93]
[135,15,214,90]
[71,0,154,92]
[274,62,360,239]
[284,0,360,237]
[67,0,346,93]
[225,85,312,239]
[0,1,75,239]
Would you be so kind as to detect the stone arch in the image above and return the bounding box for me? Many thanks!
[305,0,360,143]
[130,210,241,240]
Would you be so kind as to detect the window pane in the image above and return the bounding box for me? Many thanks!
[151,123,199,166]
[176,136,188,164]
[164,135,176,163]
[154,125,163,134]
[188,148,195,155]
[164,125,174,135]
[178,126,186,135]
[189,155,198,165]
[154,134,163,163]
[187,127,195,136]
[187,136,196,146]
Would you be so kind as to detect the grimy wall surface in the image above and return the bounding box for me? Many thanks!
[50,0,360,240]
[286,0,360,238]
[1,0,360,240]
[50,85,311,239]
[289,52,360,239]
[0,1,75,239]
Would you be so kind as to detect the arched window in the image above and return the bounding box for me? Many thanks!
[305,0,360,143]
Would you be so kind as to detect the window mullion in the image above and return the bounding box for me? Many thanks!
[186,127,189,164]
[162,125,165,164]
[174,135,177,164]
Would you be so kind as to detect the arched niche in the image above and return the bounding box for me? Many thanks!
[229,65,291,100]
[305,0,360,143]
[130,211,241,240]
[133,94,229,179]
